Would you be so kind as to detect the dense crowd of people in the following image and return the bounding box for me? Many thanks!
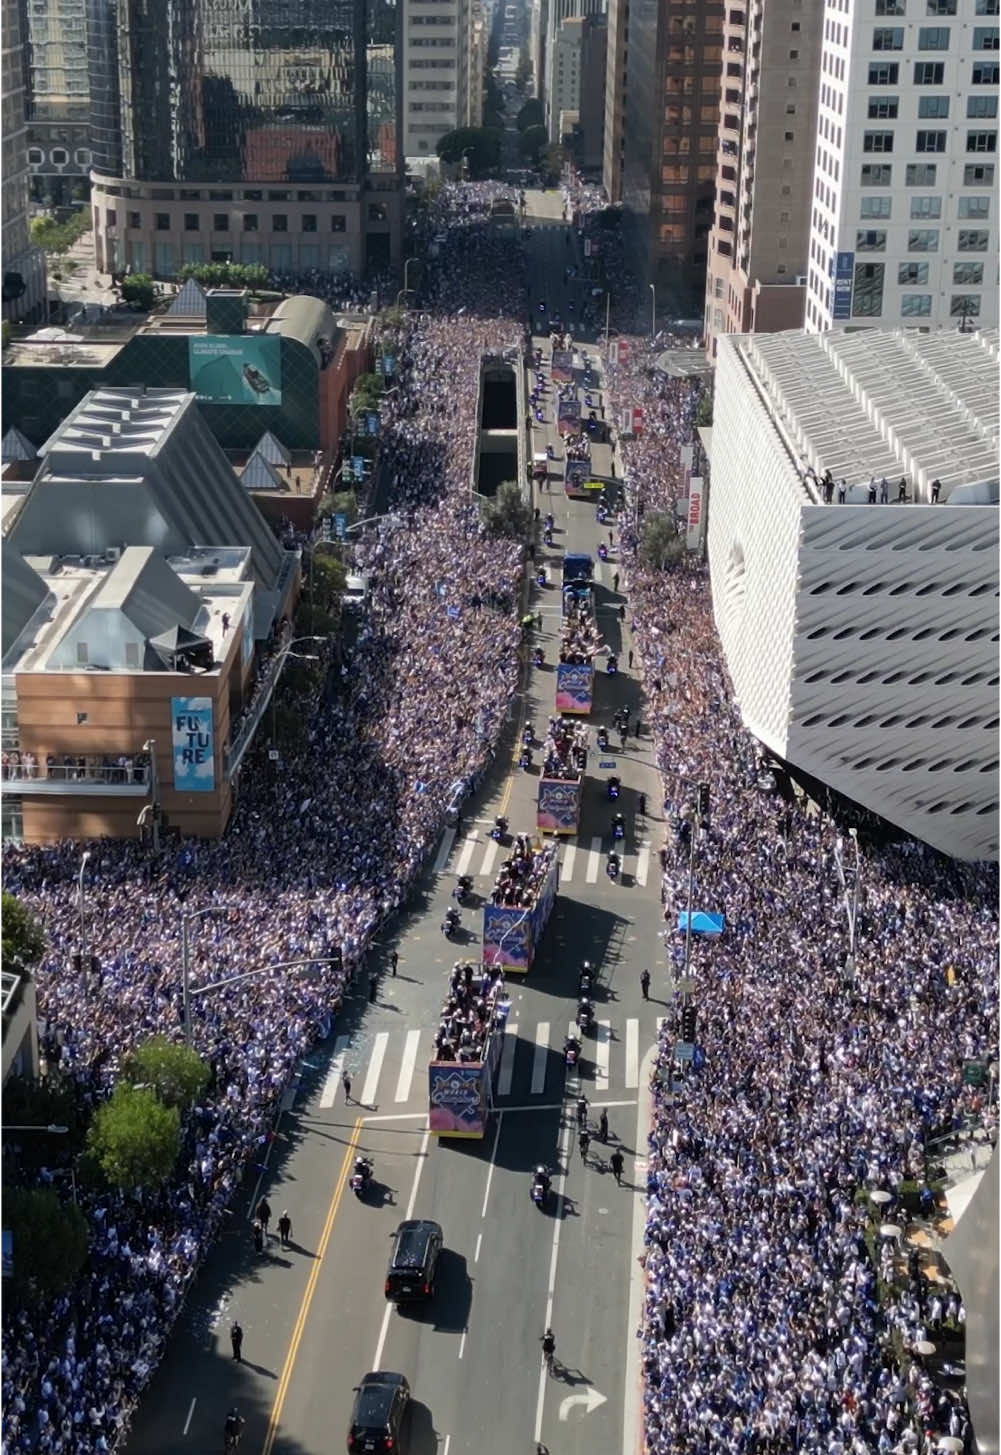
[542,715,588,779]
[432,961,508,1063]
[0,184,531,1454]
[559,598,602,664]
[489,838,556,909]
[602,333,997,1454]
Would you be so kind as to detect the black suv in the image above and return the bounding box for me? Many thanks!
[384,1219,443,1303]
[346,1372,410,1453]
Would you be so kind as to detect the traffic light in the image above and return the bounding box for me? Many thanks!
[697,783,710,822]
[682,1004,697,1043]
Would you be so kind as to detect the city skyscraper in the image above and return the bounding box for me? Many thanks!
[401,0,485,160]
[2,0,47,319]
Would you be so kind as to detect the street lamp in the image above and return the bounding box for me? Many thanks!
[77,849,91,958]
[141,738,161,851]
[180,906,228,1048]
[343,512,403,536]
[270,635,326,749]
[185,957,343,1039]
[4,1124,69,1134]
[649,282,656,339]
[832,827,861,981]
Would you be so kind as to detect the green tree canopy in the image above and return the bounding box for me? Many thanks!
[2,1071,87,1157]
[177,261,269,291]
[3,1187,89,1302]
[482,480,533,540]
[519,125,547,163]
[695,392,713,427]
[640,512,685,571]
[30,208,91,257]
[122,1036,210,1110]
[2,892,46,972]
[120,274,156,312]
[435,127,502,177]
[517,98,544,132]
[87,1085,180,1191]
[309,549,348,613]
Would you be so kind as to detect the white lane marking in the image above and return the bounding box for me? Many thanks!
[360,1031,388,1108]
[497,1020,518,1097]
[562,843,576,882]
[474,1232,482,1263]
[434,825,456,872]
[635,842,650,887]
[374,1129,426,1379]
[479,837,499,878]
[531,1023,550,1094]
[624,1018,639,1088]
[394,1029,421,1103]
[480,1113,503,1219]
[595,1021,611,1091]
[182,1399,195,1437]
[443,1437,451,1455]
[623,1047,658,1455]
[455,832,479,877]
[458,1331,467,1360]
[319,1035,350,1108]
[533,1109,575,1443]
[586,836,602,883]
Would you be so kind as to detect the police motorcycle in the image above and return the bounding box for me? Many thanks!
[564,1031,581,1068]
[578,961,593,997]
[611,812,625,842]
[491,815,509,842]
[606,775,621,802]
[530,1165,552,1209]
[454,874,473,905]
[442,906,461,939]
[606,850,620,881]
[606,654,618,676]
[350,1156,374,1198]
[596,727,610,753]
[597,542,609,562]
[577,997,596,1035]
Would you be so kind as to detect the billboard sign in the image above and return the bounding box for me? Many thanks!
[366,411,380,436]
[428,1062,488,1136]
[334,512,347,540]
[557,398,581,436]
[552,349,574,383]
[686,476,704,552]
[482,905,532,970]
[631,406,645,438]
[833,252,854,321]
[556,662,594,714]
[188,336,282,405]
[537,777,581,834]
[171,696,215,792]
[565,459,590,499]
[241,598,255,667]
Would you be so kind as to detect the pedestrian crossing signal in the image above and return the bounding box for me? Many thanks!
[682,1005,697,1043]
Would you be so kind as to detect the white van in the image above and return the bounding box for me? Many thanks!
[343,572,370,612]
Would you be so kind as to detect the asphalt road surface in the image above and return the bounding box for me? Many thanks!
[125,194,669,1455]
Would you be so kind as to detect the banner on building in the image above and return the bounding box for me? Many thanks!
[171,696,215,792]
[686,476,705,552]
[241,598,255,667]
[188,336,282,406]
[832,252,854,321]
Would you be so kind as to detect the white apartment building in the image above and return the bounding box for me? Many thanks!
[403,0,485,159]
[804,0,998,331]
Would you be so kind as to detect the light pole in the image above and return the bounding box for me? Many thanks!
[4,1124,69,1134]
[649,282,656,339]
[604,289,611,350]
[677,779,709,1001]
[185,957,343,1040]
[142,738,160,851]
[395,255,418,309]
[270,635,326,750]
[343,511,403,536]
[832,827,861,981]
[77,849,91,959]
[181,906,226,1048]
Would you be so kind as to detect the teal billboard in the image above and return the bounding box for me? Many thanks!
[188,336,282,406]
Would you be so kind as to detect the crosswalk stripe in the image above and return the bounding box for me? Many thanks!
[586,836,602,883]
[635,843,650,887]
[625,1019,639,1088]
[479,837,499,879]
[361,1031,389,1107]
[595,1020,611,1091]
[320,1035,351,1108]
[455,833,479,877]
[497,1020,518,1096]
[433,826,456,873]
[395,1030,421,1103]
[562,843,576,882]
[531,1022,549,1094]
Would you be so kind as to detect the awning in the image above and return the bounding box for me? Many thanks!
[676,911,725,936]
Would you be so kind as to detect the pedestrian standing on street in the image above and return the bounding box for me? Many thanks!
[628,648,634,670]
[610,1149,624,1185]
[598,1108,609,1143]
[390,950,398,976]
[230,1321,244,1362]
[640,968,651,1001]
[613,572,620,593]
[342,1070,353,1103]
[278,1211,292,1247]
[256,1197,271,1237]
[252,1219,264,1254]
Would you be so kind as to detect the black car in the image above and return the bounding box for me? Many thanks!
[347,1372,410,1453]
[384,1218,443,1303]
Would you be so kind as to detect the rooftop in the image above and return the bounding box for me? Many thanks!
[736,327,1000,503]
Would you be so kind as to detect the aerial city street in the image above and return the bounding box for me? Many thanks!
[1,0,998,1453]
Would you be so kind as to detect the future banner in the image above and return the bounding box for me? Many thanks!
[556,662,594,714]
[188,336,282,405]
[537,776,581,834]
[171,696,215,792]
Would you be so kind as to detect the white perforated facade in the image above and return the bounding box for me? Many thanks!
[708,327,999,861]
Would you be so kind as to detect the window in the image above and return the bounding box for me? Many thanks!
[852,261,884,316]
[864,131,894,151]
[954,261,984,283]
[209,190,233,201]
[967,129,998,150]
[951,294,981,316]
[916,129,947,151]
[973,25,999,45]
[868,61,899,81]
[125,641,140,669]
[155,213,170,230]
[51,148,68,165]
[972,60,1000,81]
[857,228,887,250]
[183,212,198,231]
[958,229,990,249]
[268,190,290,200]
[861,196,892,217]
[106,209,117,227]
[964,162,995,183]
[213,213,228,231]
[901,294,932,315]
[873,25,904,45]
[869,96,899,117]
[899,261,929,283]
[926,0,956,10]
[908,228,939,249]
[910,195,942,217]
[861,163,893,183]
[76,641,89,665]
[913,60,944,81]
[784,130,795,140]
[369,203,388,221]
[976,0,999,11]
[27,147,43,164]
[273,214,288,231]
[244,189,263,200]
[919,95,949,116]
[331,215,346,232]
[75,148,91,166]
[128,211,141,229]
[918,25,949,45]
[958,196,991,221]
[302,214,317,231]
[906,163,937,183]
[876,0,904,11]
[297,190,321,202]
[243,213,258,231]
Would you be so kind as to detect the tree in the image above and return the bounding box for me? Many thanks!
[351,373,383,412]
[177,261,269,291]
[120,274,156,312]
[517,98,544,132]
[122,1036,210,1111]
[328,490,359,527]
[542,144,565,186]
[29,208,90,258]
[2,1071,88,1158]
[87,1085,180,1191]
[2,892,46,972]
[695,392,713,427]
[435,127,502,177]
[519,125,548,163]
[482,480,533,540]
[640,512,685,571]
[309,550,347,611]
[3,1188,89,1302]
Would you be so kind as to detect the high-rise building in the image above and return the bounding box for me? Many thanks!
[803,0,998,332]
[602,0,628,201]
[542,0,604,134]
[2,0,47,320]
[703,0,823,356]
[92,0,403,281]
[620,0,724,309]
[402,0,484,159]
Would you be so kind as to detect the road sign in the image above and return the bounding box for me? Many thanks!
[334,512,347,541]
[446,605,460,620]
[673,1040,695,1062]
[366,411,380,436]
[321,515,333,541]
[598,759,617,769]
[352,455,365,480]
[268,749,280,761]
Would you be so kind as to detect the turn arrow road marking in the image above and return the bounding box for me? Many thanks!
[558,1387,608,1421]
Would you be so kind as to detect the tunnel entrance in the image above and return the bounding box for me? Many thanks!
[476,362,519,496]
